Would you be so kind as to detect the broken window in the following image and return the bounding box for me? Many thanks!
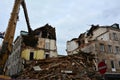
[30,52,34,60]
[45,54,50,59]
[111,60,115,68]
[108,45,112,53]
[100,44,105,52]
[111,60,116,71]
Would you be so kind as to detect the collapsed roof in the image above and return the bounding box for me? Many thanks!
[33,24,56,40]
[21,24,56,47]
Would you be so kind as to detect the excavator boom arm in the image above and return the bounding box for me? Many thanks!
[21,1,32,33]
[0,0,32,74]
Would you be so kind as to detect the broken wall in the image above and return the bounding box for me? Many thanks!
[67,40,78,53]
[21,49,45,60]
[37,38,45,49]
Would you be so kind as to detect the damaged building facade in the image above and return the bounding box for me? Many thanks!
[66,23,120,73]
[4,36,24,76]
[21,24,58,60]
[5,24,58,76]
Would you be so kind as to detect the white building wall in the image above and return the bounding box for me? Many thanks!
[50,39,58,57]
[67,41,78,52]
[44,38,58,57]
[45,38,50,50]
[81,43,96,53]
[92,28,107,40]
[50,39,56,50]
[50,51,57,57]
[97,32,109,41]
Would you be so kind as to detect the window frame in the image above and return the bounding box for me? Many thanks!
[115,46,119,54]
[111,60,115,68]
[100,44,105,52]
[113,32,118,40]
[108,45,112,53]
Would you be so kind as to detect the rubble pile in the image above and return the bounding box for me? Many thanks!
[17,52,100,80]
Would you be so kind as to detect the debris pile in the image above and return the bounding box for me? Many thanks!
[17,52,100,80]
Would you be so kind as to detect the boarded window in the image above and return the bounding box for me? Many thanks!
[108,45,112,53]
[100,44,105,52]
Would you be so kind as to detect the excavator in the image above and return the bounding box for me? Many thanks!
[0,0,32,79]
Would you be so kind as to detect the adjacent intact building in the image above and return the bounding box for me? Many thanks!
[5,24,58,76]
[66,23,120,73]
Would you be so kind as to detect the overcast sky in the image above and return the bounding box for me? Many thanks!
[0,0,120,55]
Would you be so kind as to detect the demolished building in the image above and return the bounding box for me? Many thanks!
[66,23,120,73]
[4,24,58,76]
[16,51,100,80]
[21,24,57,60]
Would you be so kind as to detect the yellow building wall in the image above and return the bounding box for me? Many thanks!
[21,49,30,60]
[34,50,44,60]
[21,49,45,60]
